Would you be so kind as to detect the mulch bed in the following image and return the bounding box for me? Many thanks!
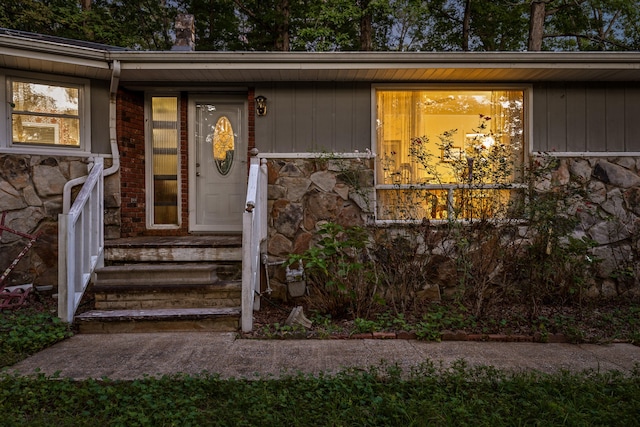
[242,296,640,344]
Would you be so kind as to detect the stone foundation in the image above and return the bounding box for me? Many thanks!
[544,156,640,298]
[264,157,374,299]
[0,154,120,290]
[264,155,640,301]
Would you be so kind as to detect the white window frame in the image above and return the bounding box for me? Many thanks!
[372,84,532,224]
[145,93,182,229]
[2,72,91,155]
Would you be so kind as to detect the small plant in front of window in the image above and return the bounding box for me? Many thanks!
[287,222,380,319]
[403,116,523,222]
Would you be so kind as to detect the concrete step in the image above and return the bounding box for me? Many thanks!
[94,281,241,310]
[92,263,242,311]
[105,236,242,263]
[81,236,245,333]
[75,307,240,333]
[94,263,241,287]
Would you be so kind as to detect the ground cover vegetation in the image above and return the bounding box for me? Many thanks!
[0,363,639,426]
[1,0,640,52]
[1,292,638,425]
[0,294,72,369]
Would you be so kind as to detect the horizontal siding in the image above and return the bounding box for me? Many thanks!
[533,83,640,153]
[254,82,371,153]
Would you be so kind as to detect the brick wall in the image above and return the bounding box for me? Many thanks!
[117,89,146,237]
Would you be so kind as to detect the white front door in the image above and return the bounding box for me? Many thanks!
[189,96,247,232]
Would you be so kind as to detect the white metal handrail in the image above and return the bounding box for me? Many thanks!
[58,157,105,322]
[241,155,268,332]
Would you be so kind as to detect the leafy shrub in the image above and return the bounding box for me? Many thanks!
[370,224,441,315]
[289,127,625,326]
[287,222,380,318]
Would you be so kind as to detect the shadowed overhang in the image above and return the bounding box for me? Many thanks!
[1,30,640,84]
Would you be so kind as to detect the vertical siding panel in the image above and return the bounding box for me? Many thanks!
[254,86,275,152]
[355,83,372,152]
[91,80,111,154]
[274,85,296,152]
[585,86,606,151]
[335,85,354,152]
[294,85,315,151]
[625,86,640,151]
[605,85,626,152]
[546,85,567,152]
[565,86,586,152]
[532,84,549,152]
[255,83,371,153]
[315,84,336,152]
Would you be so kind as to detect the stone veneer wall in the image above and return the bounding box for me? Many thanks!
[544,156,640,298]
[264,155,640,301]
[0,155,120,290]
[265,157,374,298]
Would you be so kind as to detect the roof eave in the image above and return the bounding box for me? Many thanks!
[2,32,640,83]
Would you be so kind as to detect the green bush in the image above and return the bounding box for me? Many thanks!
[288,222,380,318]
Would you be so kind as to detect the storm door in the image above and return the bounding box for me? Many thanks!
[189,96,247,232]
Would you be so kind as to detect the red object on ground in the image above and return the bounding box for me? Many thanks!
[0,211,41,309]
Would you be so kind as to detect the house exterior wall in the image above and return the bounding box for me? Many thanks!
[0,155,88,288]
[539,156,639,297]
[254,82,371,153]
[90,79,112,155]
[263,154,640,301]
[263,156,374,299]
[116,89,255,237]
[117,89,147,237]
[265,157,374,257]
[254,82,640,155]
[533,83,640,153]
[117,88,194,237]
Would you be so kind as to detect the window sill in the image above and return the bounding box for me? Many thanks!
[0,146,93,157]
[374,218,527,226]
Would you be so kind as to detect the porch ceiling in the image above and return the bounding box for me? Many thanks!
[2,30,640,83]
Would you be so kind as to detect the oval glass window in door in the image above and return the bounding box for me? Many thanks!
[212,116,235,176]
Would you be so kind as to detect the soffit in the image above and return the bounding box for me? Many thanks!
[112,51,640,83]
[0,39,112,80]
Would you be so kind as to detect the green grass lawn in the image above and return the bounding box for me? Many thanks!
[1,363,639,426]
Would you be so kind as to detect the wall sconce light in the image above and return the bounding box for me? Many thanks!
[255,95,267,117]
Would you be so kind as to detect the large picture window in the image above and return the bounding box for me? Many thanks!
[375,88,525,221]
[10,79,82,148]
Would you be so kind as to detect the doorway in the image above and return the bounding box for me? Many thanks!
[189,95,247,232]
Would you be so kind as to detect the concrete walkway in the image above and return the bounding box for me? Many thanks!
[6,333,640,380]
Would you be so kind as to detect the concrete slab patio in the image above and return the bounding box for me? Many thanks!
[6,333,640,380]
